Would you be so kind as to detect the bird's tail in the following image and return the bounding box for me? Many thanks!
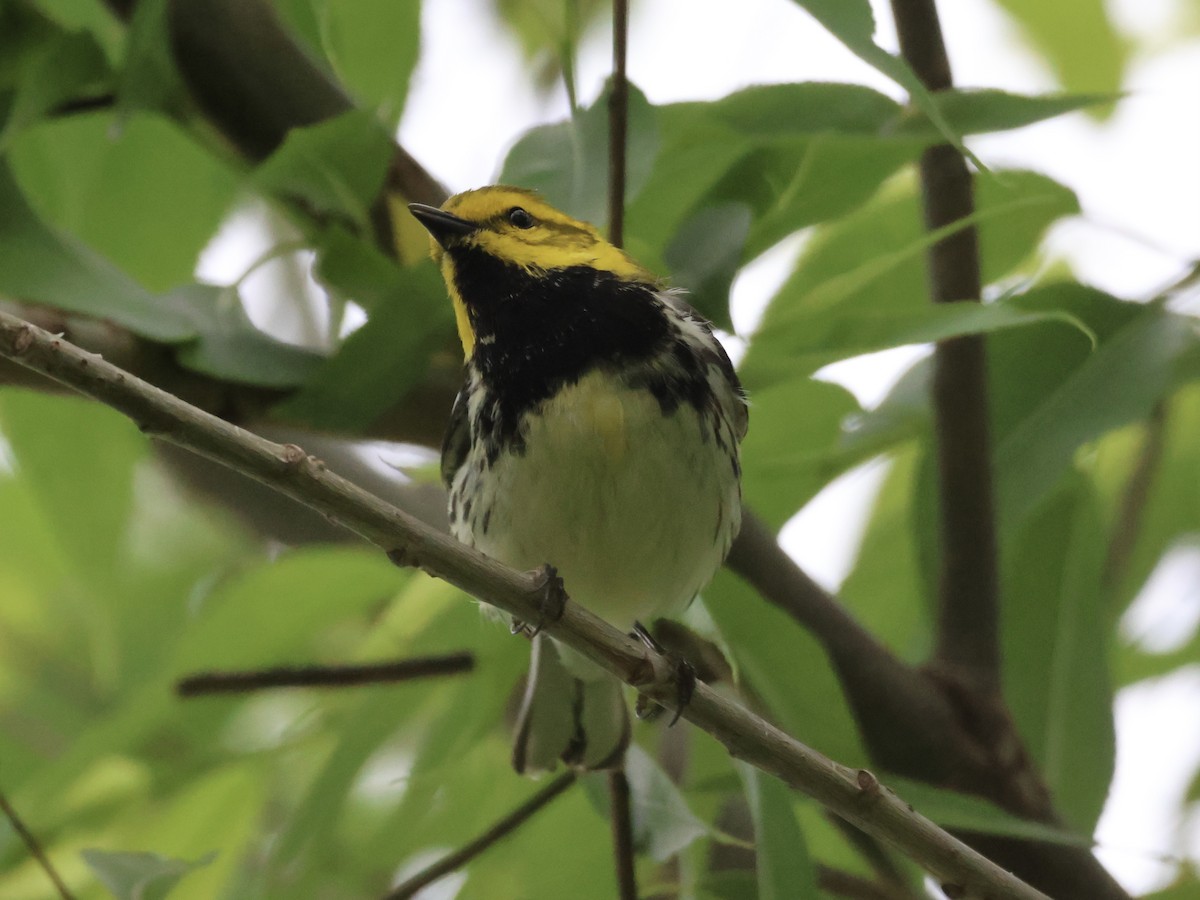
[512,633,630,774]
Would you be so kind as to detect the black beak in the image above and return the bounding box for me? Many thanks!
[408,203,477,248]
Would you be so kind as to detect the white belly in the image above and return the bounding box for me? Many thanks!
[452,371,740,629]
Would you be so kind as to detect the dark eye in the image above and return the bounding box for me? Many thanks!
[507,207,535,229]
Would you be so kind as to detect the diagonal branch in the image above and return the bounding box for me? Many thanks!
[0,790,74,900]
[889,0,1002,693]
[0,311,1051,900]
[382,772,577,899]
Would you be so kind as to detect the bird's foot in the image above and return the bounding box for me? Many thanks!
[632,621,696,727]
[513,564,567,638]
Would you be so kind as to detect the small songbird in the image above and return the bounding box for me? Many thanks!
[409,187,747,773]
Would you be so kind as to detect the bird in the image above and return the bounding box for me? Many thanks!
[409,186,747,774]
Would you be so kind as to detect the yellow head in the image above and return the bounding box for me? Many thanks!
[409,186,657,358]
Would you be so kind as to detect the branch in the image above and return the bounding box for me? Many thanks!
[727,513,987,782]
[0,790,74,900]
[608,769,638,900]
[0,312,1052,900]
[382,772,577,899]
[603,12,639,900]
[176,653,474,696]
[889,0,1002,692]
[0,298,459,450]
[728,514,1130,899]
[607,0,630,247]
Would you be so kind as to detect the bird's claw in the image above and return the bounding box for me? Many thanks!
[632,622,696,726]
[518,564,566,638]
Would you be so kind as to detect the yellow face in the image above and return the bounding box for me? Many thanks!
[436,187,650,278]
[420,186,657,359]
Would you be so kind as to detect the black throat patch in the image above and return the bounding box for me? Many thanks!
[449,245,670,445]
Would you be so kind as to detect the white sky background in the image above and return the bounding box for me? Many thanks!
[394,0,1200,893]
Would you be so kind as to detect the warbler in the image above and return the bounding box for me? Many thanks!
[409,186,747,773]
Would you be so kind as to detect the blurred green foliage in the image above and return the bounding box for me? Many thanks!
[0,0,1196,897]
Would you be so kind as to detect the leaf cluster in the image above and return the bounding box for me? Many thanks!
[0,0,1197,898]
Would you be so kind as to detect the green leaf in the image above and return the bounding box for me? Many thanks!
[0,161,195,340]
[898,89,1116,138]
[732,136,917,262]
[19,0,123,60]
[664,201,753,324]
[112,764,267,899]
[1002,474,1116,832]
[619,746,708,862]
[275,580,515,876]
[171,546,402,674]
[836,360,931,461]
[785,0,974,162]
[703,570,867,766]
[82,849,215,900]
[1104,386,1200,627]
[747,291,1093,387]
[884,778,1092,846]
[736,761,818,900]
[253,110,394,230]
[0,29,110,147]
[0,391,143,591]
[166,283,325,388]
[742,170,1082,389]
[705,82,902,137]
[623,104,754,266]
[582,746,707,862]
[995,297,1200,529]
[617,84,1097,294]
[275,239,453,430]
[739,377,863,529]
[8,112,240,292]
[455,771,613,899]
[839,448,932,662]
[116,0,188,117]
[313,0,420,127]
[500,81,658,228]
[991,0,1128,100]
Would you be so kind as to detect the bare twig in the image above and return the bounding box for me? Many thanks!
[889,0,1002,692]
[0,790,74,900]
[603,9,639,898]
[607,0,630,248]
[0,312,1052,900]
[176,653,474,696]
[608,769,638,900]
[383,773,577,899]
